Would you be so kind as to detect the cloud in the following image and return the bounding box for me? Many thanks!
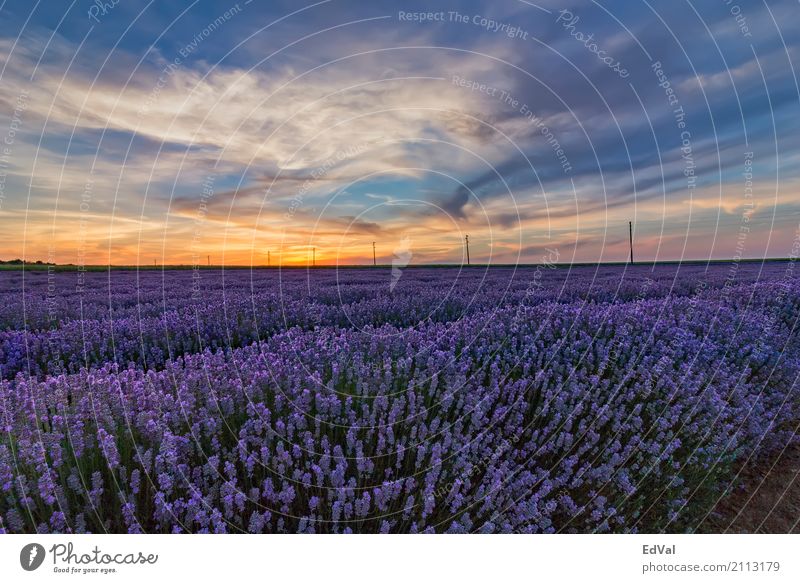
[1,1,800,264]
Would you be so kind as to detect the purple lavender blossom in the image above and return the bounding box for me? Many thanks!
[0,264,798,533]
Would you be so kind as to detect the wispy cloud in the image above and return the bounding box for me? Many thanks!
[1,1,799,264]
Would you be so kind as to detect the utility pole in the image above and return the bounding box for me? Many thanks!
[267,251,271,267]
[154,259,156,267]
[373,242,376,266]
[629,221,634,265]
[207,255,210,267]
[313,247,316,267]
[465,235,470,266]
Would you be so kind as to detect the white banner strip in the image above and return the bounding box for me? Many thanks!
[0,534,797,582]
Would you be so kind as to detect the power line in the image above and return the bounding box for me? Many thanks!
[629,221,634,265]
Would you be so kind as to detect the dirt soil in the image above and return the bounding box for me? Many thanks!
[702,442,800,533]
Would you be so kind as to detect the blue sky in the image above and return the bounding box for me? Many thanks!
[0,0,799,265]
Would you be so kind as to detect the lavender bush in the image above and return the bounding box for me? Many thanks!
[1,264,798,533]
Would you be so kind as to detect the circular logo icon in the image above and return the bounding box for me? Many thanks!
[20,543,46,571]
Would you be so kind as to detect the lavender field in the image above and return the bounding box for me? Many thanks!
[1,263,799,533]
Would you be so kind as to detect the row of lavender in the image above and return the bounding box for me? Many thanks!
[1,264,799,533]
[1,264,793,380]
[0,264,782,331]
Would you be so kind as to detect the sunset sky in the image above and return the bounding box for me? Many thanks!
[1,0,799,266]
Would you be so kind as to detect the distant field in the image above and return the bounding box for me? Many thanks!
[0,257,792,271]
[1,264,798,533]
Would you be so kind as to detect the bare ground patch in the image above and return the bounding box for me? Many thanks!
[701,442,800,533]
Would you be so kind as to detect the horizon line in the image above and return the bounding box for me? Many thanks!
[0,256,794,271]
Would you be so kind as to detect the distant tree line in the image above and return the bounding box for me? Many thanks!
[0,259,55,265]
